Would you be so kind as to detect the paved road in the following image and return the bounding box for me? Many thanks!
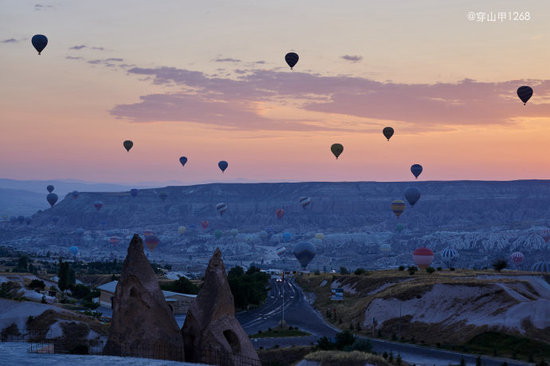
[237,277,532,366]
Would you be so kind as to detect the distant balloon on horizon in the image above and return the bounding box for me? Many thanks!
[31,34,48,55]
[330,143,344,159]
[517,86,533,105]
[179,156,188,167]
[382,127,394,141]
[218,160,228,173]
[285,52,299,69]
[123,140,133,152]
[411,164,423,179]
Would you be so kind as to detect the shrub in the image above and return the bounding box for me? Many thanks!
[340,267,349,275]
[437,267,442,271]
[426,267,435,274]
[398,265,405,271]
[492,259,507,272]
[354,268,366,275]
[28,279,45,290]
[407,266,418,275]
[351,338,372,352]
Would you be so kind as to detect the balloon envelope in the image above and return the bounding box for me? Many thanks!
[315,233,324,240]
[299,196,311,208]
[383,127,394,141]
[413,247,434,269]
[404,187,421,206]
[285,52,299,69]
[380,244,391,253]
[201,220,209,229]
[214,230,223,239]
[47,193,58,207]
[275,208,285,219]
[216,202,227,216]
[440,247,458,267]
[71,191,79,199]
[69,246,79,256]
[31,34,48,54]
[93,201,103,211]
[517,86,533,105]
[130,189,138,197]
[411,164,423,179]
[218,160,228,172]
[330,143,344,159]
[159,192,167,201]
[109,236,120,246]
[179,156,188,167]
[123,140,133,152]
[145,235,160,251]
[391,200,406,217]
[293,241,316,269]
[282,232,292,242]
[510,251,524,265]
[47,185,54,193]
[178,226,187,234]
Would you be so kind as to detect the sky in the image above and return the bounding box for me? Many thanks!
[2,0,550,185]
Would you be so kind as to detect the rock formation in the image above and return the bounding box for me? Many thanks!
[104,234,184,361]
[182,248,260,365]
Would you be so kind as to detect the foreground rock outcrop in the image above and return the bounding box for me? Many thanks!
[182,248,260,365]
[104,234,183,361]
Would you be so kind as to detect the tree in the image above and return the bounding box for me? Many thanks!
[161,276,199,294]
[492,259,507,272]
[339,267,349,275]
[354,268,366,275]
[426,267,435,274]
[57,259,74,291]
[16,255,28,272]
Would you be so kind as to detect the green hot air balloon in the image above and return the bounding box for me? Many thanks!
[331,143,344,159]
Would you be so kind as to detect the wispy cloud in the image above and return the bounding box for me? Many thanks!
[69,45,86,50]
[69,45,105,51]
[214,57,241,63]
[34,4,54,11]
[341,55,363,63]
[65,56,82,60]
[1,38,19,43]
[105,58,123,62]
[110,65,550,132]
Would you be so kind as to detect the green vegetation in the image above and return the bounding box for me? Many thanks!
[464,332,550,362]
[425,266,435,274]
[492,259,507,272]
[306,350,392,366]
[340,266,350,274]
[27,279,45,290]
[228,266,269,309]
[407,266,418,275]
[0,281,23,300]
[250,327,310,338]
[317,330,372,353]
[160,276,199,294]
[57,259,75,291]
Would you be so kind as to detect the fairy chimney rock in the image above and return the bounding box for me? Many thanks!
[182,248,260,365]
[104,234,183,361]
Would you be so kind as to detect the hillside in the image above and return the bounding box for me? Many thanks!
[296,271,550,359]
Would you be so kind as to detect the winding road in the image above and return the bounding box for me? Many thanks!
[236,277,532,366]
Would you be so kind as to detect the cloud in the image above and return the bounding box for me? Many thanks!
[35,4,54,11]
[110,65,550,132]
[105,58,124,62]
[69,45,105,51]
[91,46,104,51]
[69,45,86,50]
[87,59,101,64]
[214,57,241,63]
[1,38,19,43]
[65,56,82,60]
[341,55,363,63]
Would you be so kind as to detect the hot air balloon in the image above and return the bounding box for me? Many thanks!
[109,236,120,246]
[510,251,524,266]
[218,160,228,173]
[130,189,138,197]
[179,156,188,167]
[413,247,434,269]
[71,191,79,199]
[531,262,550,273]
[31,34,48,55]
[159,192,167,201]
[410,164,423,179]
[24,217,32,225]
[540,229,550,243]
[69,246,79,256]
[380,244,391,254]
[275,208,285,220]
[276,247,287,257]
[201,220,209,230]
[93,201,103,211]
[299,196,311,208]
[315,233,324,240]
[285,52,299,69]
[214,230,223,239]
[396,223,404,233]
[143,229,154,237]
[391,200,406,218]
[282,232,292,242]
[178,226,187,234]
[230,228,239,237]
[123,140,133,152]
[47,193,58,207]
[404,187,421,207]
[47,185,54,193]
[216,202,227,216]
[75,228,85,235]
[293,241,316,269]
[331,143,344,159]
[517,86,533,105]
[145,235,160,251]
[440,247,458,268]
[383,127,394,141]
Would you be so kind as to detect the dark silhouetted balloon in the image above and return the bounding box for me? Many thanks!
[130,188,138,197]
[216,202,227,216]
[93,201,103,211]
[331,143,344,159]
[285,52,299,69]
[47,193,58,207]
[179,156,188,167]
[299,196,311,208]
[218,160,228,172]
[275,208,285,219]
[411,164,423,179]
[159,192,167,201]
[123,140,133,152]
[47,185,54,193]
[517,86,533,105]
[404,187,421,206]
[293,241,316,269]
[32,34,48,55]
[383,127,394,141]
[391,200,405,218]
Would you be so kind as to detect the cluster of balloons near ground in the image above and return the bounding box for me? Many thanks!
[32,36,539,268]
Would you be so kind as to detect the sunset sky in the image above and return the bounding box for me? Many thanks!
[2,0,550,185]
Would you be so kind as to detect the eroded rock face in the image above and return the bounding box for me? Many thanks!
[182,248,260,365]
[104,234,183,361]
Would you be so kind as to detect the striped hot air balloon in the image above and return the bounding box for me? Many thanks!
[531,262,550,272]
[510,251,524,266]
[413,247,434,269]
[109,236,120,246]
[145,235,160,251]
[299,196,311,208]
[440,247,459,268]
[216,202,227,216]
[391,200,406,218]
